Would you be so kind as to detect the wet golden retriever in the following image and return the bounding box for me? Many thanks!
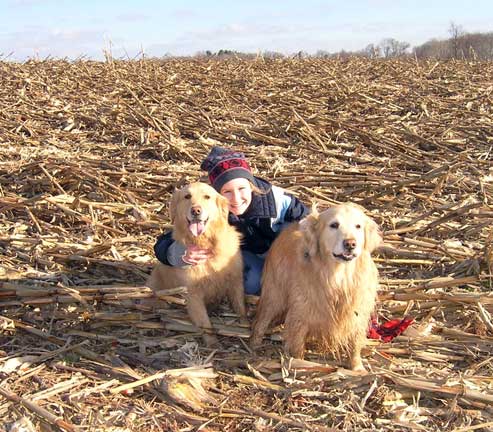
[147,182,245,346]
[250,203,381,371]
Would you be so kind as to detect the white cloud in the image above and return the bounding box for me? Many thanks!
[0,26,113,60]
[150,21,352,56]
[116,12,151,23]
[171,8,201,20]
[8,0,48,6]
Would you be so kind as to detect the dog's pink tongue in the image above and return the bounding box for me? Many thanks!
[189,221,205,237]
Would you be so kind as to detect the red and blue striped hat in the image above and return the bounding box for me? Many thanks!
[200,146,254,191]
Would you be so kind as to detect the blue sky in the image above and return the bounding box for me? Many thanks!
[1,0,492,60]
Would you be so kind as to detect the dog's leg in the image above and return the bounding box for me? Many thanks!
[141,265,172,309]
[250,272,288,349]
[348,337,366,372]
[227,277,247,320]
[145,266,161,291]
[283,310,309,359]
[187,295,219,347]
[250,294,285,349]
[250,311,272,349]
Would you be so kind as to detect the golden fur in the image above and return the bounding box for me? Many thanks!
[147,182,245,346]
[250,203,381,370]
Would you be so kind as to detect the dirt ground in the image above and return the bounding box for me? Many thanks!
[0,57,492,431]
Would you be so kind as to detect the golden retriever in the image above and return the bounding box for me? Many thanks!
[250,203,381,371]
[147,182,246,346]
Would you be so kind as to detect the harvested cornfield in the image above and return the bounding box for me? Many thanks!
[0,57,492,432]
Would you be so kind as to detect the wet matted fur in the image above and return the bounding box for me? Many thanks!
[250,203,381,370]
[147,182,246,346]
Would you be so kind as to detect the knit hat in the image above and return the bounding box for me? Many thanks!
[200,146,255,191]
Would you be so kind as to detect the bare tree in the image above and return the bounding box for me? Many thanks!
[261,51,285,59]
[379,38,410,58]
[449,22,465,58]
[414,26,493,60]
[361,43,381,58]
[462,32,493,60]
[413,39,449,59]
[314,50,331,58]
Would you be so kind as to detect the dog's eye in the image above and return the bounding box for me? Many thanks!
[330,222,339,229]
[203,195,211,200]
[355,224,361,229]
[184,193,192,199]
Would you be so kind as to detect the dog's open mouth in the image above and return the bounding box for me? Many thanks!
[333,253,356,261]
[188,218,208,237]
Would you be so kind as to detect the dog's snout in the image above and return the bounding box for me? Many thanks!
[191,206,202,217]
[343,239,356,251]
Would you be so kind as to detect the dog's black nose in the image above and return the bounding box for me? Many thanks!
[191,206,202,217]
[343,239,356,251]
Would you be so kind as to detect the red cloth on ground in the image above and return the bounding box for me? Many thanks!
[368,316,414,342]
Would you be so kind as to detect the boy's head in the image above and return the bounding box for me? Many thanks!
[219,177,253,216]
[201,146,254,192]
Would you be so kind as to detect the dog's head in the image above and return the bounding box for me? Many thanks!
[301,203,381,262]
[170,182,229,238]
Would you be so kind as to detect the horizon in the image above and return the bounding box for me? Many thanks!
[1,0,492,61]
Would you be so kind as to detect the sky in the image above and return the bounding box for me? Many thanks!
[0,0,492,61]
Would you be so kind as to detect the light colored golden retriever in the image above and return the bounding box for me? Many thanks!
[147,182,246,346]
[250,203,381,371]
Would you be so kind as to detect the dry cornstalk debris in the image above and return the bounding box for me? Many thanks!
[0,57,492,431]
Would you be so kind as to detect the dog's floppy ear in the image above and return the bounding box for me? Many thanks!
[169,187,181,223]
[299,204,320,257]
[216,193,230,220]
[364,216,382,253]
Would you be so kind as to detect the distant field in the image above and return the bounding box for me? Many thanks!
[0,58,492,431]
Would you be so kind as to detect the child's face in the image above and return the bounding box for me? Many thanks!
[220,178,253,216]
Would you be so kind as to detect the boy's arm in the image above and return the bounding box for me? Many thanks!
[154,232,188,267]
[272,185,310,222]
[270,186,310,232]
[284,194,310,221]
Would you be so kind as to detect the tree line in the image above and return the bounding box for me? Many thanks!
[413,23,493,60]
[194,23,493,60]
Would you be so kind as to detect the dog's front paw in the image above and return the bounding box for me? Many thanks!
[203,334,220,348]
[350,358,367,373]
[249,335,262,352]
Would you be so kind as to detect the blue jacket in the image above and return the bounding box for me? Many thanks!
[154,177,309,265]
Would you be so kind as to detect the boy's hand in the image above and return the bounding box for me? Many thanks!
[182,245,213,265]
